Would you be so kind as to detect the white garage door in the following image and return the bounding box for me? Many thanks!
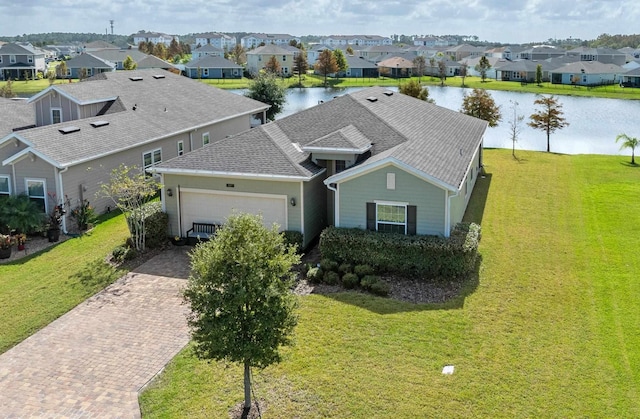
[180,189,288,234]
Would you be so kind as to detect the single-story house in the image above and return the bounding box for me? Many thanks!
[184,56,242,79]
[341,55,379,78]
[377,57,414,78]
[154,87,487,248]
[495,60,551,82]
[549,61,624,85]
[0,69,269,232]
[90,49,148,70]
[61,53,116,79]
[620,67,640,87]
[462,56,505,79]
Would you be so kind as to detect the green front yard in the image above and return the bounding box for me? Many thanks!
[140,150,640,417]
[0,213,129,353]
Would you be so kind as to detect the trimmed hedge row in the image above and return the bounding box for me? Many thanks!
[319,223,481,280]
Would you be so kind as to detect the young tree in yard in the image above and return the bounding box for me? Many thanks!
[475,56,491,82]
[78,68,88,81]
[153,42,167,60]
[437,60,447,86]
[57,61,67,79]
[535,64,543,86]
[183,213,299,419]
[459,61,468,87]
[98,164,160,252]
[333,49,348,81]
[0,79,16,98]
[413,55,426,82]
[528,95,569,152]
[293,50,309,87]
[429,56,436,77]
[168,38,181,59]
[123,55,137,70]
[264,55,281,75]
[508,100,524,158]
[615,133,639,164]
[346,45,354,55]
[245,72,286,121]
[460,88,501,127]
[47,70,56,86]
[399,79,434,103]
[314,49,338,87]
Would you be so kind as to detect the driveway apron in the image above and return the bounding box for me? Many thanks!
[0,247,192,418]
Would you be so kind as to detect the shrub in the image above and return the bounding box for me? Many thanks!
[319,223,481,281]
[128,201,168,249]
[320,258,339,273]
[338,263,352,274]
[111,245,136,262]
[306,267,324,283]
[323,270,340,285]
[360,275,380,290]
[369,279,390,297]
[354,264,374,278]
[282,230,303,251]
[341,272,360,289]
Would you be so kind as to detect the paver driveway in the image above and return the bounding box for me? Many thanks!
[0,247,192,418]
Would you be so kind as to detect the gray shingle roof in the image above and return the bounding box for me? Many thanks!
[64,53,115,69]
[0,98,35,136]
[158,86,487,189]
[304,125,371,151]
[91,49,148,63]
[185,56,241,69]
[10,69,269,167]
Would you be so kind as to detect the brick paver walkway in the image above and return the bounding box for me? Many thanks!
[0,247,192,418]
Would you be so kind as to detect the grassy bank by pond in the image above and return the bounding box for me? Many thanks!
[140,149,640,417]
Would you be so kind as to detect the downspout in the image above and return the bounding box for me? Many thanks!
[445,189,459,238]
[57,166,69,233]
[11,163,17,195]
[176,185,182,237]
[189,130,193,152]
[326,182,339,227]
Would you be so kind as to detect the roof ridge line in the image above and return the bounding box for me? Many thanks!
[261,123,312,178]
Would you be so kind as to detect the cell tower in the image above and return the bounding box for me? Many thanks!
[110,20,114,35]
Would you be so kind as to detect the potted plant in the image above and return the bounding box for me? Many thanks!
[171,235,186,246]
[0,234,14,259]
[15,233,27,251]
[46,205,64,242]
[70,199,95,231]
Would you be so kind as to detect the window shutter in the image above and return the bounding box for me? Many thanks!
[366,202,376,231]
[407,205,417,235]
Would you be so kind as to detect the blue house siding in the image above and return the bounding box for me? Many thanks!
[186,67,241,79]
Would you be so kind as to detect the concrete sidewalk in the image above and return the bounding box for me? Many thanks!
[0,247,192,418]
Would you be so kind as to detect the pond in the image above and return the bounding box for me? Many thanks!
[232,86,640,156]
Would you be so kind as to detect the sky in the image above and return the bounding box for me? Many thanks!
[2,0,640,44]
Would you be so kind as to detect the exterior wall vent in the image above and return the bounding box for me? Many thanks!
[90,120,110,128]
[366,96,378,102]
[58,126,80,134]
[129,76,143,81]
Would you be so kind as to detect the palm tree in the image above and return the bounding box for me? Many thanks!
[615,133,639,164]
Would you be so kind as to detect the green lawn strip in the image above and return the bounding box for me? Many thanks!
[0,213,129,353]
[140,150,640,417]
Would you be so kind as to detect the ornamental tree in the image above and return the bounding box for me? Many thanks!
[399,79,434,103]
[245,72,286,121]
[460,88,502,127]
[183,213,299,418]
[615,133,639,164]
[528,95,569,152]
[314,49,338,87]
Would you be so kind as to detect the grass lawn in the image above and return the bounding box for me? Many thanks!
[0,212,129,353]
[140,149,640,417]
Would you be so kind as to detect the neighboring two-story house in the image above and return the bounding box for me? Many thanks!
[132,32,179,47]
[241,33,300,49]
[0,43,46,81]
[193,33,237,50]
[320,35,393,47]
[0,69,269,232]
[246,44,294,76]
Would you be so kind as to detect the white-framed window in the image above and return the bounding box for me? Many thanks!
[282,55,286,61]
[65,68,71,77]
[86,68,92,76]
[202,68,209,77]
[177,141,184,156]
[376,202,407,234]
[51,108,62,124]
[202,132,210,146]
[28,56,34,63]
[25,178,47,213]
[143,148,162,174]
[0,175,10,196]
[0,56,3,64]
[10,55,16,64]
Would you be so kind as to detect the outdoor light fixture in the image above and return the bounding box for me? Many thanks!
[290,197,296,206]
[166,188,173,197]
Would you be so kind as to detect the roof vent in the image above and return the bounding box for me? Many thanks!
[366,96,378,102]
[153,74,165,79]
[383,91,394,96]
[90,120,109,128]
[58,126,80,134]
[129,76,143,81]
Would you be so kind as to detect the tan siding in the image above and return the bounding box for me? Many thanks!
[162,174,300,238]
